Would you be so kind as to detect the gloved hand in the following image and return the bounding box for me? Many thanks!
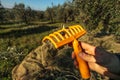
[72,42,120,79]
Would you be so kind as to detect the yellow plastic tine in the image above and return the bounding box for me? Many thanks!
[64,29,71,36]
[42,36,57,48]
[49,34,60,42]
[73,25,79,32]
[75,27,80,33]
[67,30,72,37]
[54,32,65,40]
[75,26,81,32]
[69,28,75,35]
[70,27,77,34]
[72,25,80,32]
[42,25,86,48]
[78,25,84,31]
[62,31,69,38]
[56,28,71,39]
[71,27,78,33]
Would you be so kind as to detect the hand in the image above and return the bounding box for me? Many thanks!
[72,42,120,79]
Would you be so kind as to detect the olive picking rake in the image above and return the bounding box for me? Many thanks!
[42,25,90,79]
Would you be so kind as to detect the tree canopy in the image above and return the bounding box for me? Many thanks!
[0,0,119,35]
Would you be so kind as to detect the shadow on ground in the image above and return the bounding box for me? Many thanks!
[0,24,29,30]
[0,25,57,38]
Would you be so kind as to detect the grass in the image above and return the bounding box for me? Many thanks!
[0,22,59,80]
[0,22,120,80]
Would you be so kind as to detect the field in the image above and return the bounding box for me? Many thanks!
[0,22,77,80]
[0,22,52,79]
[0,22,120,80]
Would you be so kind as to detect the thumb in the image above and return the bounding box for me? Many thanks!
[79,52,96,63]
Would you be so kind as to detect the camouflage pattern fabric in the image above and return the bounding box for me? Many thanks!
[12,41,74,80]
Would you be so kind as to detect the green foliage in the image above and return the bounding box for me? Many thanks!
[0,4,5,22]
[0,3,45,24]
[0,0,119,36]
[73,0,120,35]
[0,22,58,79]
[44,2,75,23]
[0,46,26,80]
[91,21,104,36]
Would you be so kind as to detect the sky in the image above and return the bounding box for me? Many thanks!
[1,0,67,11]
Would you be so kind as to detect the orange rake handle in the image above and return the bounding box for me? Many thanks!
[73,39,90,79]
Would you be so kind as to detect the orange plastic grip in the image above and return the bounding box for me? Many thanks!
[73,39,90,79]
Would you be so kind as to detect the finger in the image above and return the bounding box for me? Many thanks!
[89,62,120,79]
[74,60,78,69]
[88,62,108,75]
[72,52,75,59]
[79,42,96,55]
[79,52,96,62]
